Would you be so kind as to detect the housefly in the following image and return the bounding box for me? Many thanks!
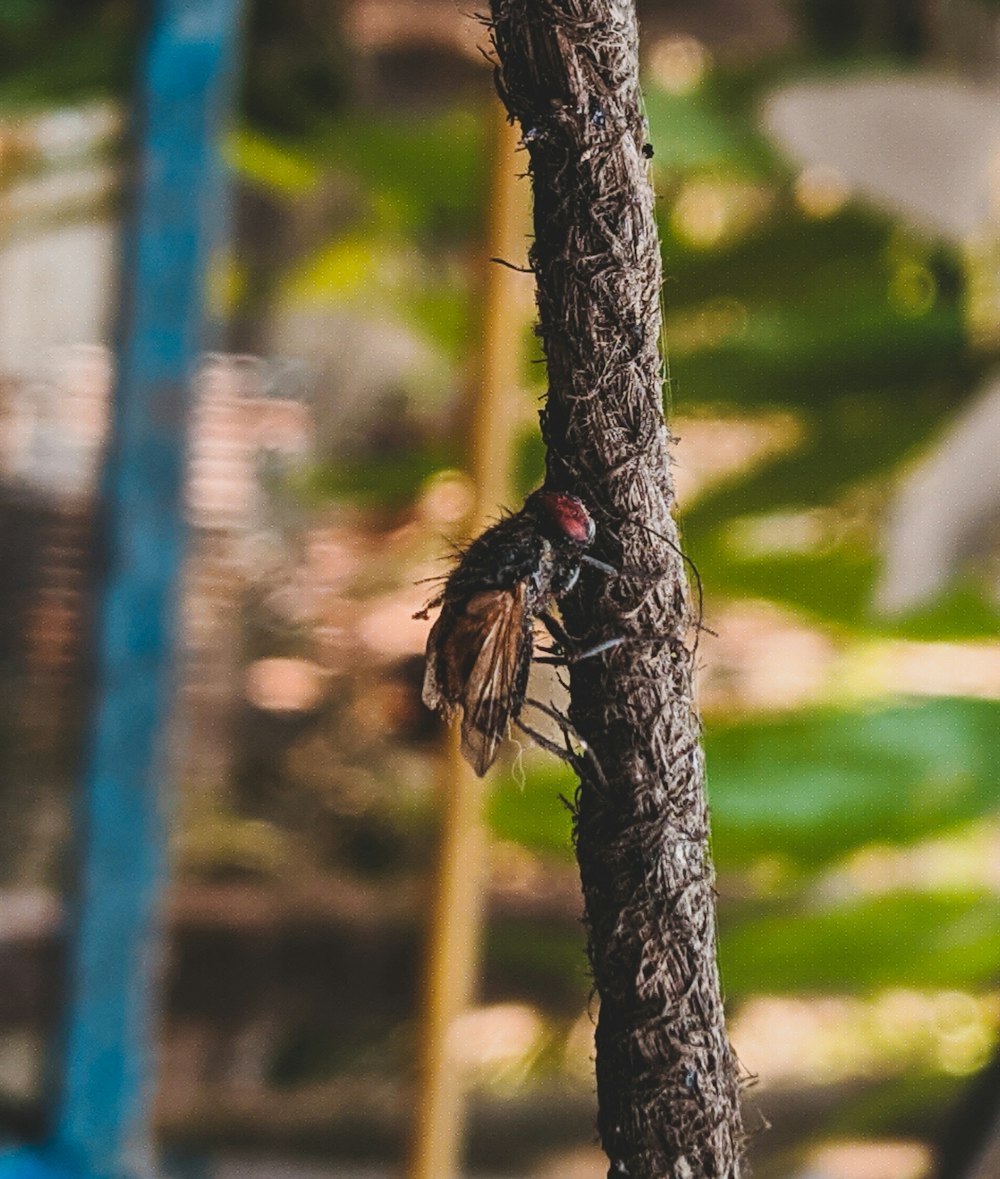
[419,489,614,776]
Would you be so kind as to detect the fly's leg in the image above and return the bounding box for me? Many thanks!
[580,553,617,576]
[519,697,609,789]
[535,611,624,665]
[573,636,626,661]
[540,608,570,655]
[515,717,580,768]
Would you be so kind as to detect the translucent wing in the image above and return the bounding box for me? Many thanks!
[422,584,531,776]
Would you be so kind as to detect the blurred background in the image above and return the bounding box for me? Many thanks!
[0,1,999,1177]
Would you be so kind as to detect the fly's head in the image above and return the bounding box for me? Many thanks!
[527,490,596,548]
[526,490,599,596]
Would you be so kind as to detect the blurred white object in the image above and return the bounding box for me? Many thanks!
[877,371,1000,612]
[763,75,1000,611]
[762,76,1000,241]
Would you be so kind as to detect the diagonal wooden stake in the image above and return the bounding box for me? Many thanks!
[408,98,530,1179]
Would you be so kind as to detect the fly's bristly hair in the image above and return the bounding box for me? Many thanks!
[420,488,599,775]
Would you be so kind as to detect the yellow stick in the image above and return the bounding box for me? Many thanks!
[408,98,529,1179]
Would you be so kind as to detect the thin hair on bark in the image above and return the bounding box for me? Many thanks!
[486,1,748,1176]
[628,519,714,651]
[489,256,535,273]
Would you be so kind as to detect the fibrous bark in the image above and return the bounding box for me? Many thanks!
[488,2,746,1175]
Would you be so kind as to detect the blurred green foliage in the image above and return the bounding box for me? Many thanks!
[642,76,779,175]
[708,698,1000,868]
[722,892,1000,994]
[491,695,1000,1001]
[229,57,1000,1148]
[493,698,1000,866]
[0,0,135,106]
[3,6,997,1163]
[234,68,993,639]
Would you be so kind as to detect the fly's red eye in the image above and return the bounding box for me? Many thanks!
[534,491,596,545]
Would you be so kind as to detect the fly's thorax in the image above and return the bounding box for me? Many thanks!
[526,535,584,605]
[524,537,554,605]
[557,562,581,594]
[547,539,585,597]
[444,495,594,614]
[447,515,541,599]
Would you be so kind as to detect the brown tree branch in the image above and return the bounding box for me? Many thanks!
[487,2,747,1175]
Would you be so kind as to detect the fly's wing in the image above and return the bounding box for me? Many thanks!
[421,609,448,713]
[422,584,531,776]
[461,586,532,775]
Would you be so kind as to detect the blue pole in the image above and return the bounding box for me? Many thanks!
[0,2,242,1177]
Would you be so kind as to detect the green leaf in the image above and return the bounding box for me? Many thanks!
[707,698,1000,869]
[693,545,998,639]
[721,893,1000,995]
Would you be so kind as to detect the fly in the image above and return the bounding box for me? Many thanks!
[419,488,615,775]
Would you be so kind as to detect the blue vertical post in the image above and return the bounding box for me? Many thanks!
[0,2,242,1177]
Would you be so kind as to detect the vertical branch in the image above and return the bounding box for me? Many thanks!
[488,3,746,1177]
